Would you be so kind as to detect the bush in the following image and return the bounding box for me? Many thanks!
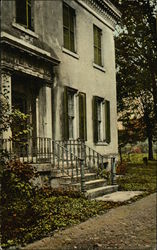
[1,160,39,247]
[116,162,127,175]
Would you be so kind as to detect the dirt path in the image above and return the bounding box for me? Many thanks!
[24,193,157,250]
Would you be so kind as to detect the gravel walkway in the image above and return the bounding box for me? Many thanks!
[24,193,157,250]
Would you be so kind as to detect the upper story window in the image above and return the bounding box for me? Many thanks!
[93,25,102,66]
[16,0,33,30]
[63,2,75,52]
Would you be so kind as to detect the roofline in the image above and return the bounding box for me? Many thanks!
[101,0,121,19]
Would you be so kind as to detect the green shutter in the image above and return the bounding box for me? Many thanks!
[105,100,111,143]
[93,96,98,143]
[79,93,87,141]
[64,87,69,140]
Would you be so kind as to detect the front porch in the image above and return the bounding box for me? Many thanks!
[1,137,117,195]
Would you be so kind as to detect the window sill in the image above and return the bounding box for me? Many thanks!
[12,22,39,38]
[62,47,79,59]
[93,63,106,73]
[95,141,109,146]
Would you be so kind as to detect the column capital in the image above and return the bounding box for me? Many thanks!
[1,68,13,77]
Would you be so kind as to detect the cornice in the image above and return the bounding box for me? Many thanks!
[76,0,121,30]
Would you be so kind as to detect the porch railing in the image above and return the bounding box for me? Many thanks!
[0,137,86,192]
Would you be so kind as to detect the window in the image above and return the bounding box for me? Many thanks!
[93,96,111,143]
[93,25,102,66]
[68,92,75,139]
[63,2,75,52]
[16,0,33,30]
[64,87,77,139]
[64,87,87,140]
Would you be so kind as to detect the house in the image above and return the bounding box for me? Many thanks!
[1,0,121,197]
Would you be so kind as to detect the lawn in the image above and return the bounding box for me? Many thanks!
[117,159,157,193]
[121,152,157,163]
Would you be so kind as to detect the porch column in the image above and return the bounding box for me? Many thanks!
[38,83,52,139]
[0,71,12,139]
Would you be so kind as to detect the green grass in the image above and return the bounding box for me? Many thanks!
[121,153,157,164]
[117,160,157,193]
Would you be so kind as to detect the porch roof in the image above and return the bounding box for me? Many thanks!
[1,31,60,66]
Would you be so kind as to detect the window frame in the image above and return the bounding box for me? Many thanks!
[15,0,34,31]
[63,2,76,53]
[93,25,102,66]
[64,87,77,140]
[93,96,111,144]
[64,87,87,141]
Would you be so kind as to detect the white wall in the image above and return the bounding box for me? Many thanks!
[35,0,118,156]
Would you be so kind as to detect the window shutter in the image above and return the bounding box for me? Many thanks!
[64,87,69,140]
[93,96,98,143]
[105,100,111,143]
[79,93,87,141]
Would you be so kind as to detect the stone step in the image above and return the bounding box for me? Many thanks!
[85,179,107,190]
[86,185,118,199]
[63,172,98,182]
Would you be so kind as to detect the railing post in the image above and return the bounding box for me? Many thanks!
[80,158,86,193]
[111,157,116,185]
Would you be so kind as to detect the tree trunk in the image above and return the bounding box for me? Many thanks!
[148,134,153,160]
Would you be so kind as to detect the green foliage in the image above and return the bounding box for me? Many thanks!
[10,109,32,143]
[1,160,39,247]
[1,160,119,249]
[98,168,111,185]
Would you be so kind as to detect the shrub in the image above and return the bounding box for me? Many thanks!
[116,162,127,175]
[1,160,38,247]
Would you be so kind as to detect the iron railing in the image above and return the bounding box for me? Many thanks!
[56,139,108,172]
[1,137,116,191]
[0,137,86,191]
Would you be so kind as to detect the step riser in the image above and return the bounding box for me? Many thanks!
[75,174,98,182]
[85,180,107,190]
[87,185,118,199]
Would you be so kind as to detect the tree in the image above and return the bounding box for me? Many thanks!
[114,0,157,160]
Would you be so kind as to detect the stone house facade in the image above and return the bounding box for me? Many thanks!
[1,0,121,193]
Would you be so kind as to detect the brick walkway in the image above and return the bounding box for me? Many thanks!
[24,193,157,250]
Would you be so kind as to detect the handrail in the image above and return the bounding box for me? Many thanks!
[56,139,108,176]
